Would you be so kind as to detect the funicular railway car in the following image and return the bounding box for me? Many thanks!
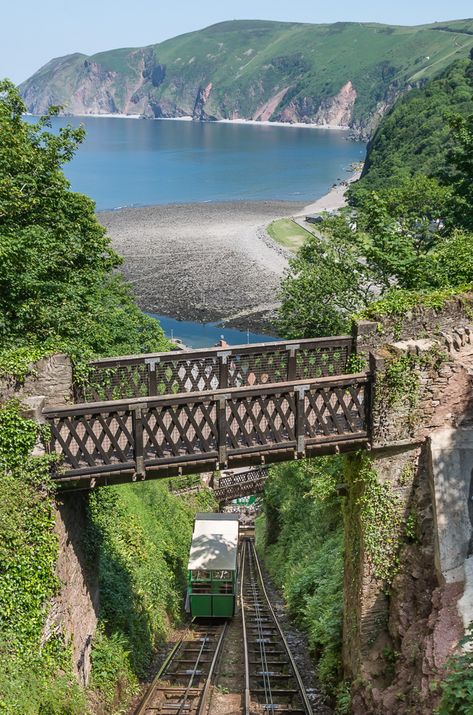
[187,513,239,618]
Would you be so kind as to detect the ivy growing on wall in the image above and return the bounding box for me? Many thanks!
[354,454,404,584]
[0,400,85,714]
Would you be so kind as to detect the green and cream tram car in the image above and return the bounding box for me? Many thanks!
[187,513,239,618]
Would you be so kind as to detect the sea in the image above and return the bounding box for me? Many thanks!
[36,116,365,346]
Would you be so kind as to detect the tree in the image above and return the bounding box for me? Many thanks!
[277,217,371,338]
[0,80,167,357]
[447,113,473,231]
[356,175,454,290]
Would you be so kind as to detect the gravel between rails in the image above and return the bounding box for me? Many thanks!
[98,200,304,329]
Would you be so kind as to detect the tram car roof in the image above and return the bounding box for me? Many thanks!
[188,513,239,572]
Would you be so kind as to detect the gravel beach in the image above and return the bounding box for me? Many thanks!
[99,200,304,330]
[99,175,358,331]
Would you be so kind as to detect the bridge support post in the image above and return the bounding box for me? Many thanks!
[217,395,229,468]
[132,404,146,479]
[217,351,231,389]
[294,384,308,457]
[145,358,160,396]
[286,344,300,381]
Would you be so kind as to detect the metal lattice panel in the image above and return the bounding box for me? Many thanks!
[81,364,150,402]
[304,383,366,438]
[49,409,134,471]
[155,357,219,395]
[227,350,289,388]
[295,344,350,380]
[226,392,296,449]
[76,337,354,402]
[143,402,218,458]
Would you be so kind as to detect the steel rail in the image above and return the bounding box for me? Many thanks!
[134,621,227,715]
[240,540,251,715]
[242,539,313,715]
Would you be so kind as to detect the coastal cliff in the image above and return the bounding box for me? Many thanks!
[19,18,473,137]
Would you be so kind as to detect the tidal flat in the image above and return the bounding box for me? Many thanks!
[99,200,305,331]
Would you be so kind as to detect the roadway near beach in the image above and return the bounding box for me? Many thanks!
[99,176,358,331]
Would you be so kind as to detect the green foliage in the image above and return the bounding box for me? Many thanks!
[358,284,473,320]
[257,458,344,692]
[277,218,370,338]
[0,80,169,366]
[0,402,83,714]
[448,113,473,231]
[350,58,473,197]
[87,480,217,709]
[355,176,458,290]
[437,625,473,714]
[0,649,86,715]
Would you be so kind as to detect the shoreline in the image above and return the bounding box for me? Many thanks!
[58,112,350,131]
[99,170,360,332]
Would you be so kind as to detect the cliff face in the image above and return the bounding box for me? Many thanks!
[19,19,473,137]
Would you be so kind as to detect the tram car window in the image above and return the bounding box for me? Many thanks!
[187,513,239,618]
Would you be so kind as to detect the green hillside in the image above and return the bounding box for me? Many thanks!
[19,19,473,136]
[351,54,473,196]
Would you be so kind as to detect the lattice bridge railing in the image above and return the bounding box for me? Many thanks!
[214,467,269,503]
[44,373,370,490]
[77,336,353,402]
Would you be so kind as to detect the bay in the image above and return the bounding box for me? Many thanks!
[38,116,365,210]
[149,313,279,349]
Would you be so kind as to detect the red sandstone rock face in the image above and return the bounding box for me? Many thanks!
[350,312,473,714]
[314,81,357,127]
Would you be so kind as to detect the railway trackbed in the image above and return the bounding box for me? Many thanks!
[135,537,314,715]
[134,621,227,715]
[241,539,313,715]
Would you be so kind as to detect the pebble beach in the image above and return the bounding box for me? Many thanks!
[99,175,358,331]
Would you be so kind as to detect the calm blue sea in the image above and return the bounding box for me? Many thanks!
[38,116,365,210]
[150,313,279,349]
[31,115,365,346]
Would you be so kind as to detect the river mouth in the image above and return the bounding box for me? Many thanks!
[149,313,279,349]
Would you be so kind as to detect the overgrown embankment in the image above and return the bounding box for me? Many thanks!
[87,480,216,710]
[0,396,217,713]
[256,458,347,709]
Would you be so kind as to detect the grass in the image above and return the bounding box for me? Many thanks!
[267,218,313,252]
[20,19,473,129]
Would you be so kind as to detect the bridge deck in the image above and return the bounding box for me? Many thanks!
[45,372,370,490]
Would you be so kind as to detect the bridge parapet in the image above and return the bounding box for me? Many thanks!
[77,336,353,402]
[44,372,370,490]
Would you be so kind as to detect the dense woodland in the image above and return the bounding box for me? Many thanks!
[1,46,473,714]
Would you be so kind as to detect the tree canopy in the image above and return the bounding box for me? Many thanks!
[278,78,473,339]
[0,80,168,360]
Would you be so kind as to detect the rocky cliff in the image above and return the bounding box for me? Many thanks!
[19,19,473,137]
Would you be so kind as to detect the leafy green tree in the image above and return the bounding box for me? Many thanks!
[277,217,371,338]
[0,79,167,357]
[447,113,473,231]
[356,176,454,290]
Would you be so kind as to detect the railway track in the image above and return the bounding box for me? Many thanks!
[134,621,227,715]
[241,539,313,715]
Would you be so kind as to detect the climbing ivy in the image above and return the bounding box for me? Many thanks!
[346,453,405,585]
[0,401,85,714]
[437,625,473,714]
